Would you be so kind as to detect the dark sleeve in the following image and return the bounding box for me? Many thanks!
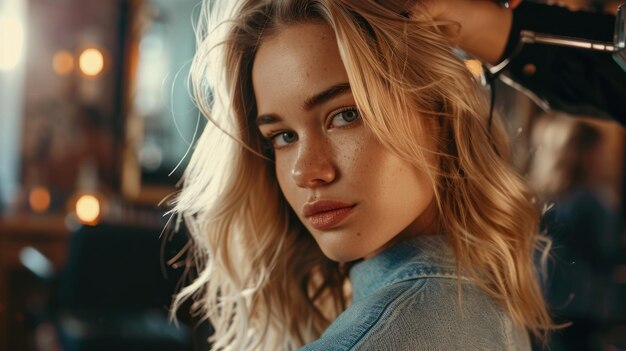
[499,2,626,126]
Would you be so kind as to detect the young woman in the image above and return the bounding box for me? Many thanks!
[171,0,557,349]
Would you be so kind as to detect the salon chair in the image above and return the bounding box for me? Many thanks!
[47,223,193,351]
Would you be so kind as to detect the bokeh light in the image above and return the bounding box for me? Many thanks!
[28,186,51,213]
[76,194,100,224]
[0,16,24,70]
[78,48,104,76]
[53,50,74,75]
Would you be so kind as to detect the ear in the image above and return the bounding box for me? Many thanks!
[510,0,523,9]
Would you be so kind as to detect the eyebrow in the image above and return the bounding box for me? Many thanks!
[255,82,351,127]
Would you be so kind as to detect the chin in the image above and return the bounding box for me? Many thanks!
[323,252,356,263]
[310,228,385,263]
[316,241,369,263]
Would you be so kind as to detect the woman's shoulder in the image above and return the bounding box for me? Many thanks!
[354,278,532,350]
[300,277,531,351]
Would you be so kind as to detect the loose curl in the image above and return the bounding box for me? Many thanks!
[170,0,557,349]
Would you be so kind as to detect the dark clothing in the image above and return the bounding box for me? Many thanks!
[501,2,626,125]
[540,189,625,351]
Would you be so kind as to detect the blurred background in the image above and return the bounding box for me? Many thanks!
[0,0,206,350]
[0,0,624,350]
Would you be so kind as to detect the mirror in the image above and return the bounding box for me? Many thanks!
[122,0,203,204]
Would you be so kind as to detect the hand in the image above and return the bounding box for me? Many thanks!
[416,0,523,64]
[418,0,522,19]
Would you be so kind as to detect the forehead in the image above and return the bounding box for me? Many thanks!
[251,23,350,112]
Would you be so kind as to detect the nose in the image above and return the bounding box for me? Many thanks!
[291,141,337,188]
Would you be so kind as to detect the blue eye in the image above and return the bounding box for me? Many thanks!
[270,131,298,148]
[330,108,360,127]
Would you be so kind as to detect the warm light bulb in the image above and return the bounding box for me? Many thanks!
[53,50,74,75]
[76,194,100,223]
[0,16,24,70]
[79,48,104,76]
[29,187,51,213]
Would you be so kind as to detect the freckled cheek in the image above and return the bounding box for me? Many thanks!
[334,134,381,188]
[333,133,372,175]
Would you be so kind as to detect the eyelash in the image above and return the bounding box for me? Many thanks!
[263,107,361,149]
[329,107,361,128]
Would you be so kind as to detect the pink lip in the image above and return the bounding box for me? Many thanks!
[303,200,356,230]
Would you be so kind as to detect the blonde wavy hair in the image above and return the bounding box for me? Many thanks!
[171,0,556,349]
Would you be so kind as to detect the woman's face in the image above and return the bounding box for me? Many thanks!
[252,23,436,262]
